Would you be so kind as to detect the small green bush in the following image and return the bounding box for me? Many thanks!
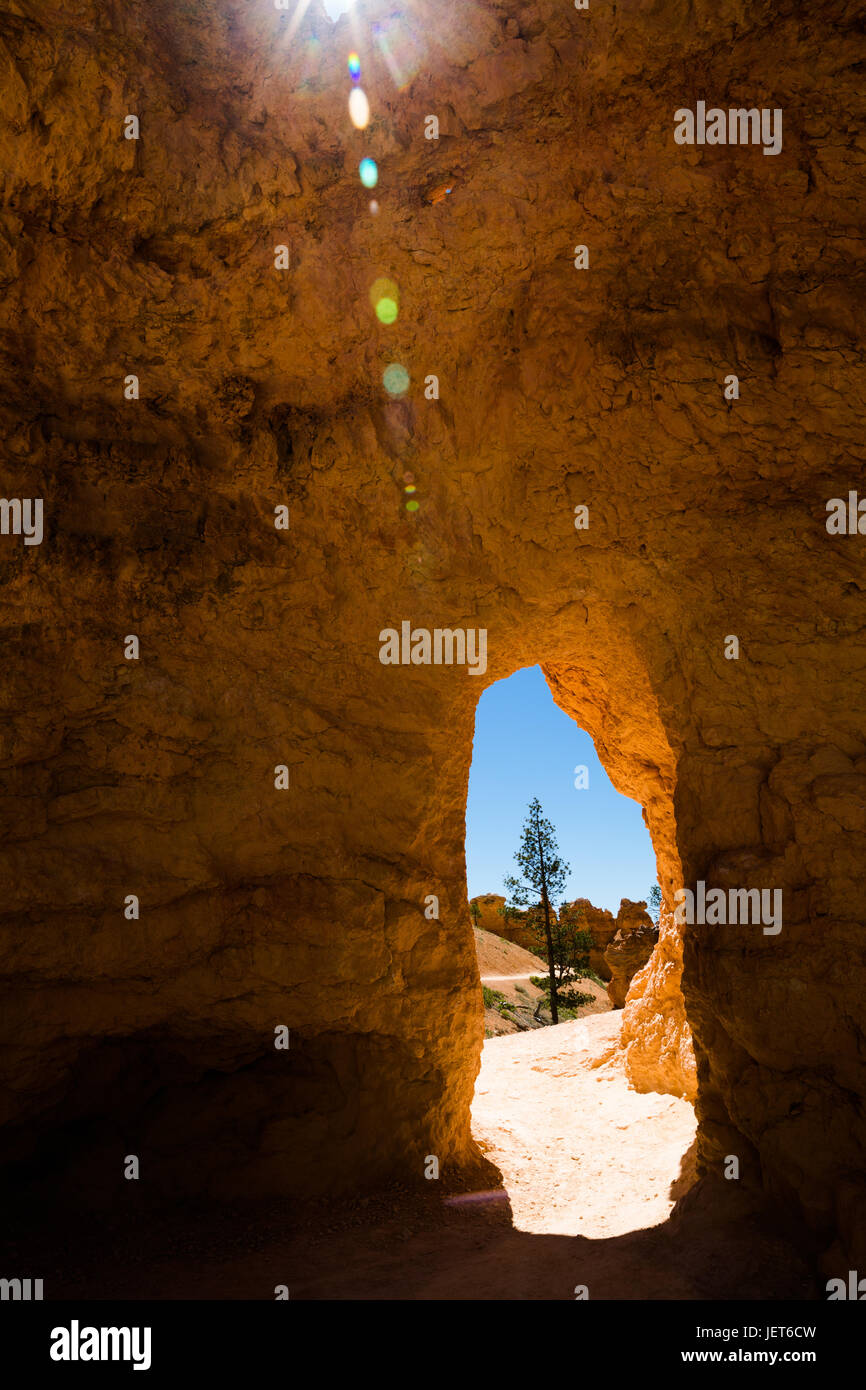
[558,989,595,1010]
[529,976,594,1014]
[482,985,506,1009]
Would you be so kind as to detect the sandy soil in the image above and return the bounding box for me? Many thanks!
[474,926,549,977]
[472,1012,697,1237]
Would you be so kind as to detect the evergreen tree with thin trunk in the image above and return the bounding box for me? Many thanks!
[504,798,570,1023]
[648,884,662,926]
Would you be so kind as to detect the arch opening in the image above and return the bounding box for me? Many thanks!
[465,664,696,1239]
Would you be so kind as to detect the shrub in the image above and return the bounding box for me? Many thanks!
[558,988,595,1010]
[530,976,594,1013]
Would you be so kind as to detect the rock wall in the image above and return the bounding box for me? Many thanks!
[620,908,697,1101]
[565,898,617,980]
[470,893,537,953]
[605,906,658,1008]
[0,0,865,1271]
[472,892,608,961]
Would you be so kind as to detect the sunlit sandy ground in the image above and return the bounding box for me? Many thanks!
[472,1012,697,1238]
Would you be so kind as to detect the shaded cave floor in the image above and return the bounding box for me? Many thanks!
[2,1179,817,1301]
[3,1015,818,1300]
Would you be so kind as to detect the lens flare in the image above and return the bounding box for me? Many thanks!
[359,157,378,189]
[443,1190,509,1208]
[369,277,399,324]
[374,14,422,91]
[369,199,379,215]
[383,363,409,396]
[403,472,418,510]
[348,52,361,81]
[348,88,370,130]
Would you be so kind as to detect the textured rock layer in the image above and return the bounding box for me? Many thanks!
[0,0,865,1272]
[566,897,617,981]
[604,904,658,1008]
[470,893,538,953]
[620,906,697,1103]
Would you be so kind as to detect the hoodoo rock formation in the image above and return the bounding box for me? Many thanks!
[476,893,659,996]
[470,893,538,952]
[604,902,658,1008]
[0,0,865,1281]
[565,897,617,980]
[470,896,508,935]
[619,907,697,1103]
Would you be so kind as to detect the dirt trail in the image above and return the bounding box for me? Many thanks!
[475,924,612,1033]
[472,1012,697,1237]
[479,971,541,983]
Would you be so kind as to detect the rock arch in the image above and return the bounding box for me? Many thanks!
[0,0,864,1278]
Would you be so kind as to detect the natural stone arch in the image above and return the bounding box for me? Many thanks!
[0,0,863,1283]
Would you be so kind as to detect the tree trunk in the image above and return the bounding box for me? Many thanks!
[536,824,558,1024]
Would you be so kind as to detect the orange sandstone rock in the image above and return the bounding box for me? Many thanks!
[604,902,658,1008]
[0,0,863,1277]
[620,908,697,1102]
[565,898,618,980]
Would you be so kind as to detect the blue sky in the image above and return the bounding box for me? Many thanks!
[465,666,657,914]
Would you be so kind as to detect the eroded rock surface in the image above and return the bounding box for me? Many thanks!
[620,907,697,1102]
[565,897,617,980]
[604,903,658,1007]
[0,0,865,1276]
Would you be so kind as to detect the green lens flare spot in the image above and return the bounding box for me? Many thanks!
[405,499,420,512]
[383,363,410,396]
[375,296,398,324]
[369,277,399,316]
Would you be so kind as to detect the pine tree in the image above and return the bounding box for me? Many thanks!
[648,884,662,926]
[504,798,570,1023]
